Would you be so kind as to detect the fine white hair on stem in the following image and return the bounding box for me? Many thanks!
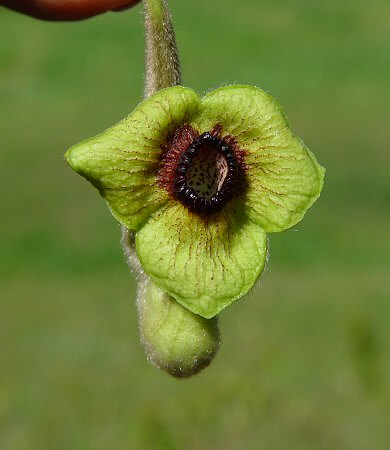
[143,0,181,98]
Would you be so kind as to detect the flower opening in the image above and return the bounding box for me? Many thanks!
[158,124,247,216]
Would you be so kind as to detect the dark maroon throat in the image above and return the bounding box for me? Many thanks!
[173,131,238,215]
[158,125,247,216]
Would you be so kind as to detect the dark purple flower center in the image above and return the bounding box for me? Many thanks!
[174,132,239,215]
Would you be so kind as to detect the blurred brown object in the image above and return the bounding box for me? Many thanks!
[0,0,142,21]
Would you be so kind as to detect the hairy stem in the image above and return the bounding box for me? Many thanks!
[143,0,181,97]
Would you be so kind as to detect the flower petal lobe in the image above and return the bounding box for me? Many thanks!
[136,203,267,318]
[65,86,201,230]
[191,85,324,232]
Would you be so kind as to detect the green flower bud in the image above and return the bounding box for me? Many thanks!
[138,279,220,378]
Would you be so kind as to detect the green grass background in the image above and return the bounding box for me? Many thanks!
[1,0,389,448]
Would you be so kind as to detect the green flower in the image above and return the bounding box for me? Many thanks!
[65,84,324,318]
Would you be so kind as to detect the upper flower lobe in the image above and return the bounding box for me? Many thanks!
[65,85,324,318]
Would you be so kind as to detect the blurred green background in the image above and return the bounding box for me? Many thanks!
[1,0,389,448]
